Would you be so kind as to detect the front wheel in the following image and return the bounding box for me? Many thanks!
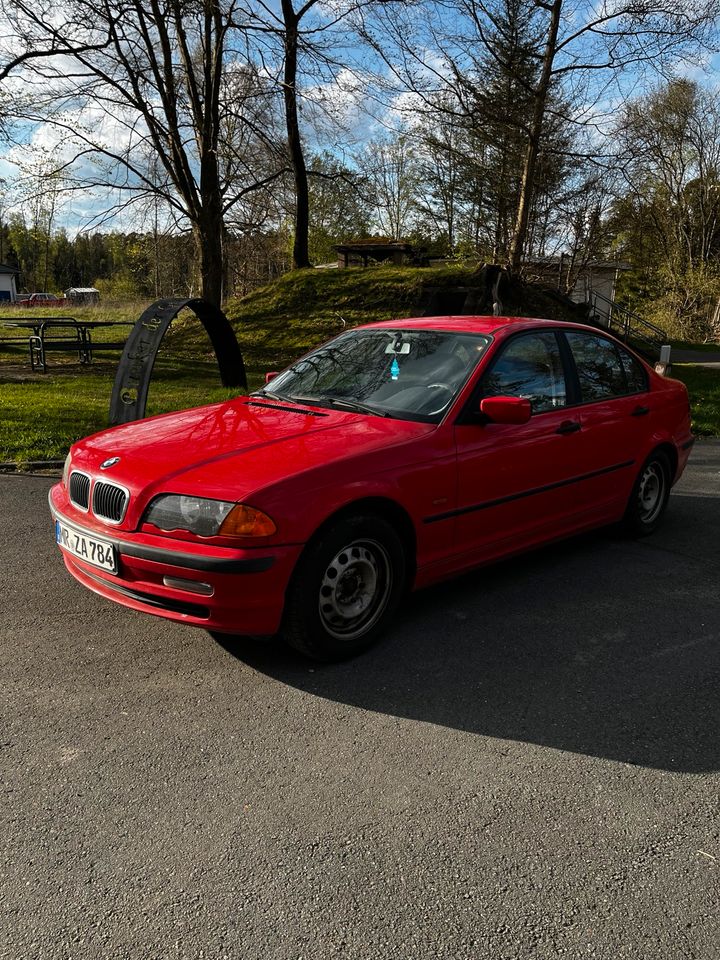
[282,513,407,661]
[623,450,671,536]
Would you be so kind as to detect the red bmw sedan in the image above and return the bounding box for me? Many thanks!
[49,316,693,660]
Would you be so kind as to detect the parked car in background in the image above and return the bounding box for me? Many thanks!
[49,316,694,661]
[20,292,65,307]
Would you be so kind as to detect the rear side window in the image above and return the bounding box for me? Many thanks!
[481,331,566,413]
[565,332,628,402]
[618,348,649,394]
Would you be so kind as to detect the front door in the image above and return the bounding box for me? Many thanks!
[449,330,590,567]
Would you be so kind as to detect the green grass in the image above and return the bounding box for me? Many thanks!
[0,357,264,463]
[2,270,719,464]
[196,263,591,368]
[0,301,149,324]
[670,339,720,353]
[672,364,720,437]
[0,301,262,462]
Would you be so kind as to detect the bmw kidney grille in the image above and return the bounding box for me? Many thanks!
[92,480,129,523]
[68,471,91,511]
[69,470,129,523]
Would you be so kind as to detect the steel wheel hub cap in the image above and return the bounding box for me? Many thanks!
[638,463,664,522]
[319,539,392,641]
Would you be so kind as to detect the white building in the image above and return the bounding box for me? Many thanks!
[0,263,19,302]
[525,258,632,327]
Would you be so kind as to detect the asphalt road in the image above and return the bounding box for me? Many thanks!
[1,449,719,960]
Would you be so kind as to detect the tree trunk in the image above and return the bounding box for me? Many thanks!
[507,0,562,272]
[194,209,224,307]
[281,1,311,269]
[196,116,225,305]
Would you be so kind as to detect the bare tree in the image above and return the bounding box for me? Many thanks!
[364,132,420,238]
[413,99,465,252]
[0,0,288,305]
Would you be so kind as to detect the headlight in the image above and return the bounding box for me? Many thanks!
[143,495,276,538]
[62,453,71,489]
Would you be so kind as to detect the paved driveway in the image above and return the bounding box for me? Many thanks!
[671,349,720,370]
[1,448,719,959]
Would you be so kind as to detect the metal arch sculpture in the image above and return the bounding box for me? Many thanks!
[109,297,247,426]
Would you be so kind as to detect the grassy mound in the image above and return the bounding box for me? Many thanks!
[169,265,590,370]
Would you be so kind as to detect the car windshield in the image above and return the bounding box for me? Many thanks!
[261,328,491,422]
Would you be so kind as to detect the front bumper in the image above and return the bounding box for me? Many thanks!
[49,484,302,636]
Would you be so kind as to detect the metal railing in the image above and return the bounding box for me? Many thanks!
[589,291,666,349]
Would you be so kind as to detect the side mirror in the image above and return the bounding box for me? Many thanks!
[479,396,532,425]
[265,371,279,384]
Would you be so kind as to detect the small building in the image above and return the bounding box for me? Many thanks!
[567,261,632,324]
[336,241,414,268]
[65,286,100,305]
[0,263,19,302]
[524,257,631,327]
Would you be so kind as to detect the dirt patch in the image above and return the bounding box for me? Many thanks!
[0,366,50,383]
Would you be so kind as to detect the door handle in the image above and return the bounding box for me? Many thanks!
[556,420,581,435]
[631,405,650,416]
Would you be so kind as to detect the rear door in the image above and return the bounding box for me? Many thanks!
[561,330,651,513]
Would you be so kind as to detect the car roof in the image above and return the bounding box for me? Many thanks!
[360,315,595,336]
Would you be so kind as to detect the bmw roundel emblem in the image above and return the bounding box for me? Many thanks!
[100,456,121,470]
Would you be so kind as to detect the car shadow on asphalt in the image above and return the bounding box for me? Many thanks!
[215,493,720,774]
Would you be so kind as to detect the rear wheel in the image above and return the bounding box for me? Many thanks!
[623,450,671,536]
[282,513,407,661]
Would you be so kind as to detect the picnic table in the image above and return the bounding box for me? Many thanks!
[0,317,135,372]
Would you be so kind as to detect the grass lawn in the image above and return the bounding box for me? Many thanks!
[0,359,263,463]
[671,364,720,437]
[670,339,720,353]
[0,301,264,463]
[1,274,719,464]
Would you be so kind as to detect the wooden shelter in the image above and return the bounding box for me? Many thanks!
[335,241,414,268]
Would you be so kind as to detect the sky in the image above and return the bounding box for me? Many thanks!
[1,0,719,238]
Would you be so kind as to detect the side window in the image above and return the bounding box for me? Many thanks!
[565,332,626,402]
[618,346,649,394]
[481,332,566,413]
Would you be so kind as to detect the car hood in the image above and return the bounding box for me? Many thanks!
[69,396,435,522]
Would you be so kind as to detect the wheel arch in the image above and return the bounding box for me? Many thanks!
[649,440,678,481]
[291,495,418,588]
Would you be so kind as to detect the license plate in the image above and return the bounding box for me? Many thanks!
[55,519,117,574]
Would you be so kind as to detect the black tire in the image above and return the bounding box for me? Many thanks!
[623,449,671,536]
[282,513,407,661]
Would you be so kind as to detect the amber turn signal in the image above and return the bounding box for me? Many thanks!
[218,504,277,538]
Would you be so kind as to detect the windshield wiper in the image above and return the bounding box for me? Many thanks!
[319,396,390,417]
[250,388,297,404]
[252,391,389,418]
[251,391,337,411]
